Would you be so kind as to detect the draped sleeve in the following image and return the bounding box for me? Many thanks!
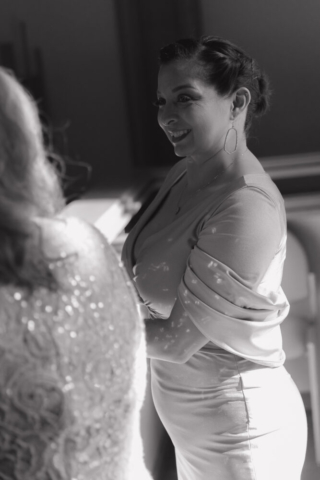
[177,185,289,367]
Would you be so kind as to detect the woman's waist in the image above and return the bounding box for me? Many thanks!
[150,343,289,389]
[151,343,242,388]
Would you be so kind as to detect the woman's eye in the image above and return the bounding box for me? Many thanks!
[178,94,192,103]
[152,94,192,107]
[153,98,165,107]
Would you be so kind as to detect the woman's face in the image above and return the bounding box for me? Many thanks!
[156,60,233,162]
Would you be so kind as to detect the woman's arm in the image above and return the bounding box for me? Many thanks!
[144,300,208,363]
[144,186,284,364]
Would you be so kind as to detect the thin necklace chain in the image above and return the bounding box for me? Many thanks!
[175,149,247,215]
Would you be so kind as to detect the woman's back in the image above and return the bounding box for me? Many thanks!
[0,215,151,479]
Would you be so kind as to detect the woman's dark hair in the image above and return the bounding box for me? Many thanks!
[0,68,65,291]
[159,36,271,133]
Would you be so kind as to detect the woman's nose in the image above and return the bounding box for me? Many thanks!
[158,104,178,128]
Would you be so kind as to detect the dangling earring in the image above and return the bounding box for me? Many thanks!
[224,122,238,154]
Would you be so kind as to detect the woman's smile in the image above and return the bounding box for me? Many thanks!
[168,129,191,144]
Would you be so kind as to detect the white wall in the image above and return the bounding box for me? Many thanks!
[0,0,133,185]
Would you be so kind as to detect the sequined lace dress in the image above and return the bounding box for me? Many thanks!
[0,217,151,480]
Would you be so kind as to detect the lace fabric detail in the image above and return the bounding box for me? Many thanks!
[0,218,147,480]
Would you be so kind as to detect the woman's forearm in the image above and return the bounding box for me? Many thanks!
[144,299,208,363]
[144,317,183,362]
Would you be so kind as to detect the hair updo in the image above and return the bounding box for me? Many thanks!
[159,36,271,133]
[0,67,64,291]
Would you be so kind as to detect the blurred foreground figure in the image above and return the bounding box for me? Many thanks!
[0,68,152,480]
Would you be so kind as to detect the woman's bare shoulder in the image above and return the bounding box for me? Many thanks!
[33,215,110,261]
[33,215,130,292]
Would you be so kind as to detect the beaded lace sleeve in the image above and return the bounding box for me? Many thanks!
[0,217,151,480]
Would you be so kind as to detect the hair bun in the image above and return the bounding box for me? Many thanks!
[252,73,271,117]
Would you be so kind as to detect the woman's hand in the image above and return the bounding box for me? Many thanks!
[137,302,150,320]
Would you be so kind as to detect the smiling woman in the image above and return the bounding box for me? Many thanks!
[122,36,308,480]
[156,64,237,160]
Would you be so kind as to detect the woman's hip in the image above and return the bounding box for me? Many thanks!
[151,358,307,452]
[151,360,307,479]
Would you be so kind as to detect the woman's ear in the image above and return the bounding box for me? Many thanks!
[231,87,251,119]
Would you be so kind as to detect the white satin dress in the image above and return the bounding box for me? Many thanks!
[122,159,308,480]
